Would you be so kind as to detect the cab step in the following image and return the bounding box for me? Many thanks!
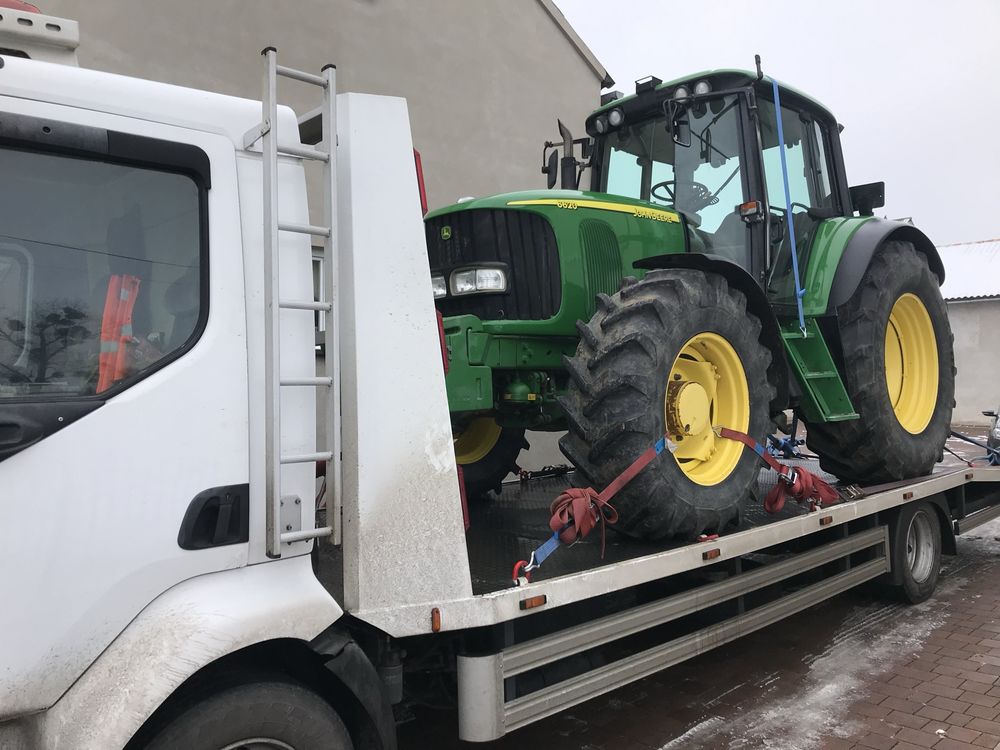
[780,318,858,422]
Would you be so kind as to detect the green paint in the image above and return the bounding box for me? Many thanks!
[799,216,873,315]
[780,318,858,422]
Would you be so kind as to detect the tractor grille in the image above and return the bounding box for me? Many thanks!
[579,219,623,314]
[426,209,561,321]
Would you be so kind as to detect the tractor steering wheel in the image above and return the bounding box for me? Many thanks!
[651,180,719,212]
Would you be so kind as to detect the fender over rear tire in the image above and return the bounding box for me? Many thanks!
[804,241,955,484]
[558,269,774,540]
[143,679,354,750]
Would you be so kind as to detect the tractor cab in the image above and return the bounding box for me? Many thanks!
[584,70,851,310]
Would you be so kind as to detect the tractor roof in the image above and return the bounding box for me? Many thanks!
[592,68,837,124]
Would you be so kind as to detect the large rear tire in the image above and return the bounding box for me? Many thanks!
[453,417,527,497]
[558,270,774,540]
[804,241,955,483]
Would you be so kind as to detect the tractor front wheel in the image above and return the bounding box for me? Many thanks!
[453,417,528,498]
[558,270,774,540]
[804,241,955,483]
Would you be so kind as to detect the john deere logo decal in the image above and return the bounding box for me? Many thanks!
[441,226,452,240]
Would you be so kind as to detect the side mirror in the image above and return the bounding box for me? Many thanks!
[542,148,558,190]
[849,181,885,217]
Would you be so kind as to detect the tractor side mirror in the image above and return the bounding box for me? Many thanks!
[542,148,558,190]
[849,181,885,217]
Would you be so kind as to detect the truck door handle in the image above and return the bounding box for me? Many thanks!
[0,418,42,450]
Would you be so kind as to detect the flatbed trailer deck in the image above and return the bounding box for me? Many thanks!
[317,461,1000,741]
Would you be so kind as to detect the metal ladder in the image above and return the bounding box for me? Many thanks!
[244,47,340,558]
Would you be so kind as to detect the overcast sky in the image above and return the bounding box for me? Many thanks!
[554,0,999,246]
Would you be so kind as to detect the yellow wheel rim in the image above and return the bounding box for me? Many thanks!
[454,418,502,465]
[885,293,938,434]
[665,332,750,486]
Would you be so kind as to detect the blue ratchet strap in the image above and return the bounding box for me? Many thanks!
[771,78,808,336]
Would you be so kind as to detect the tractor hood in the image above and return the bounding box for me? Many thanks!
[425,189,683,225]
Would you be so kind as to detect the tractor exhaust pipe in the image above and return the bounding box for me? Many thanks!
[558,119,578,190]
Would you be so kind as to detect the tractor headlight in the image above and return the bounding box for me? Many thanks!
[693,79,712,96]
[594,115,609,134]
[431,274,448,298]
[608,107,625,127]
[450,267,508,295]
[673,85,690,100]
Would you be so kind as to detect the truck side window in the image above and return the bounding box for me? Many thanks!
[0,147,204,399]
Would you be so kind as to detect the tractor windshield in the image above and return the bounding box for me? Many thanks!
[598,94,748,267]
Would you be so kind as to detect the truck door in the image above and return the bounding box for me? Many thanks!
[0,100,248,716]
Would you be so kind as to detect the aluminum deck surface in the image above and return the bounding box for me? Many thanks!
[466,461,833,595]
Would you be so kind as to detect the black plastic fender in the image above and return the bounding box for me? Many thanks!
[827,220,944,313]
[311,628,398,750]
[633,252,789,415]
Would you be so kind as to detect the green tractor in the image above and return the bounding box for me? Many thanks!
[427,67,954,540]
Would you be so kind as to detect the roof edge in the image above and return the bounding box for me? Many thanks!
[536,0,613,88]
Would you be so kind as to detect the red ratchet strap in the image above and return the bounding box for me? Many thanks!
[717,427,839,513]
[548,436,674,556]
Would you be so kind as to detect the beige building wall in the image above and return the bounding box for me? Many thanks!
[40,0,607,212]
[947,299,1000,426]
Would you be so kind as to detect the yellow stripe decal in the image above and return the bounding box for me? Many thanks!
[506,198,680,224]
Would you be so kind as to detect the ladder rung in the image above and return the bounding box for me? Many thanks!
[804,371,838,379]
[278,143,329,162]
[281,451,333,465]
[281,526,333,544]
[280,299,332,312]
[276,64,328,88]
[281,377,333,387]
[278,221,331,238]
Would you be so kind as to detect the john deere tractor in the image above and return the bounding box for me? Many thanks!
[427,68,954,539]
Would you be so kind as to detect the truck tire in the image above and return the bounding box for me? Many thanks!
[143,679,353,750]
[454,418,528,497]
[804,241,955,483]
[888,501,942,604]
[558,270,773,540]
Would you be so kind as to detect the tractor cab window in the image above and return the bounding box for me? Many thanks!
[600,94,749,268]
[759,99,837,303]
[0,147,203,400]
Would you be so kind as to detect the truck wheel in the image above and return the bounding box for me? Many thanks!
[888,501,942,604]
[454,418,527,497]
[558,270,773,540]
[144,679,353,750]
[804,241,955,483]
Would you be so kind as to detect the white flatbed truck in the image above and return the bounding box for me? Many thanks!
[1,7,998,750]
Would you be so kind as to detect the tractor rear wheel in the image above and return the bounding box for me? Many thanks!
[453,417,527,497]
[804,241,955,483]
[558,270,774,540]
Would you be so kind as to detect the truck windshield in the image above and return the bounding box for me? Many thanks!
[599,94,748,267]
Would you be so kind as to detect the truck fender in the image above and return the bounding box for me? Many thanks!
[29,556,342,750]
[827,220,944,312]
[311,627,398,750]
[634,252,789,415]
